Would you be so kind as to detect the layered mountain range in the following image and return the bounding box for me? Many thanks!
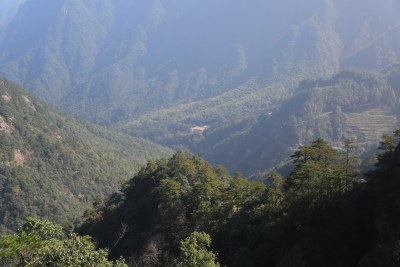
[1,0,400,176]
[2,1,400,265]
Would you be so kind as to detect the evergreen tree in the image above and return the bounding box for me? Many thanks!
[285,138,342,206]
[342,139,360,190]
[267,171,284,208]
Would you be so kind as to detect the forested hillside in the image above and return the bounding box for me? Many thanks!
[1,0,400,176]
[207,66,400,175]
[123,66,400,176]
[76,131,400,267]
[1,1,400,265]
[0,0,399,124]
[0,78,171,233]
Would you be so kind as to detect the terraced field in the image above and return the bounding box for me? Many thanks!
[346,108,399,145]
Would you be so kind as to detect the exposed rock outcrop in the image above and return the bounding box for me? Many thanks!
[0,115,13,134]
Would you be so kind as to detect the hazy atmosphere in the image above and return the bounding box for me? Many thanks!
[1,1,400,266]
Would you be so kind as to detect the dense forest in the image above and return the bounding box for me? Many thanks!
[1,0,399,124]
[198,66,400,175]
[1,1,400,266]
[1,0,400,176]
[0,78,170,233]
[1,131,400,266]
[77,131,400,266]
[124,65,400,176]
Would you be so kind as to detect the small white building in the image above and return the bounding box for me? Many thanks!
[190,125,209,134]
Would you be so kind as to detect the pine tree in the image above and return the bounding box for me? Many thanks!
[284,138,357,206]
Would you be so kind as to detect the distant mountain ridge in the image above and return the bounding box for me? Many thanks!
[0,77,171,233]
[1,0,399,124]
[190,67,400,176]
[1,0,400,177]
[118,66,400,176]
[0,0,25,26]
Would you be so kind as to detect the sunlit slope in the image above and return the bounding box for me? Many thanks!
[137,68,400,176]
[0,78,171,233]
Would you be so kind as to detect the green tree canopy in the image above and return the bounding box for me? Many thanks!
[0,217,125,267]
[175,231,220,267]
[284,138,359,206]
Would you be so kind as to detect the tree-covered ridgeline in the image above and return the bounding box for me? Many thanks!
[0,78,171,233]
[1,131,400,266]
[4,0,395,123]
[75,131,400,266]
[2,0,400,180]
[122,65,400,177]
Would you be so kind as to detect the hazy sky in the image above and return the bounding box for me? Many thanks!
[0,0,25,25]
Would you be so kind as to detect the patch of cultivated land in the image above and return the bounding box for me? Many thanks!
[346,108,399,144]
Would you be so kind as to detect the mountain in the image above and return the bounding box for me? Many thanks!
[122,66,400,176]
[0,77,171,233]
[1,0,399,124]
[78,137,400,266]
[189,67,400,176]
[1,0,400,176]
[0,0,25,26]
